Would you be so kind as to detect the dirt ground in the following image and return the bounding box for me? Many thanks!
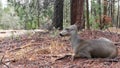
[0,30,120,68]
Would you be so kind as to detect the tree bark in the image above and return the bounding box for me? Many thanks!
[103,0,107,15]
[53,0,64,30]
[37,0,40,28]
[71,0,85,29]
[43,0,49,9]
[118,0,120,28]
[98,0,102,29]
[70,0,77,25]
[102,0,108,28]
[86,0,90,29]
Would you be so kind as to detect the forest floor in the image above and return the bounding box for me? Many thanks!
[0,28,120,68]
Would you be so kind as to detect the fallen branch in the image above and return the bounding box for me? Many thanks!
[9,42,42,52]
[55,54,72,61]
[0,55,9,68]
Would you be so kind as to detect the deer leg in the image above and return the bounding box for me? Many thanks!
[79,52,91,58]
[73,51,91,60]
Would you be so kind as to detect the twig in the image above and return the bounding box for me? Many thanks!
[1,62,9,68]
[106,28,112,35]
[9,42,42,52]
[0,55,9,68]
[115,27,119,34]
[113,42,120,45]
[55,55,72,61]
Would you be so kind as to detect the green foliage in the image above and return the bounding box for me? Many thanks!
[0,3,22,29]
[49,29,60,38]
[8,0,36,29]
[1,0,117,30]
[8,0,55,29]
[89,14,99,29]
[3,7,10,13]
[40,5,54,25]
[0,2,2,18]
[6,0,71,29]
[88,0,103,29]
[63,0,71,28]
[91,0,103,16]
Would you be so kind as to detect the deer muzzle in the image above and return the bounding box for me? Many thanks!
[59,30,69,37]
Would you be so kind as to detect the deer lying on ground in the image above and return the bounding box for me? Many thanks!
[59,25,118,59]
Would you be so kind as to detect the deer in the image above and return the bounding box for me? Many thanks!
[59,25,118,60]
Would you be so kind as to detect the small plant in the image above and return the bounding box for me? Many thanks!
[49,40,64,55]
[89,14,100,29]
[49,29,60,38]
[10,31,16,40]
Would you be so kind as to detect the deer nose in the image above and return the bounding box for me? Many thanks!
[59,33,63,36]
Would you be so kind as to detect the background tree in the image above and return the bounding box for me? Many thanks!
[0,1,21,29]
[71,0,85,29]
[8,0,54,29]
[53,0,64,30]
[117,0,120,27]
[1,0,119,30]
[86,0,90,29]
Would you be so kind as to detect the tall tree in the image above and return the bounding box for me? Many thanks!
[71,0,85,29]
[103,0,107,15]
[98,0,102,29]
[70,0,77,25]
[37,0,40,28]
[43,0,49,9]
[118,0,120,28]
[102,0,108,28]
[86,0,90,29]
[53,0,64,30]
[111,0,115,24]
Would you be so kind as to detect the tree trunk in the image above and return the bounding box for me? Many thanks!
[70,0,77,25]
[43,0,49,9]
[86,0,90,29]
[111,0,115,24]
[53,0,64,30]
[71,0,85,29]
[102,0,108,28]
[103,0,107,15]
[37,0,40,28]
[98,0,102,29]
[116,0,119,27]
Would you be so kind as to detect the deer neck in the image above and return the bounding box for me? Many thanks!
[70,31,80,51]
